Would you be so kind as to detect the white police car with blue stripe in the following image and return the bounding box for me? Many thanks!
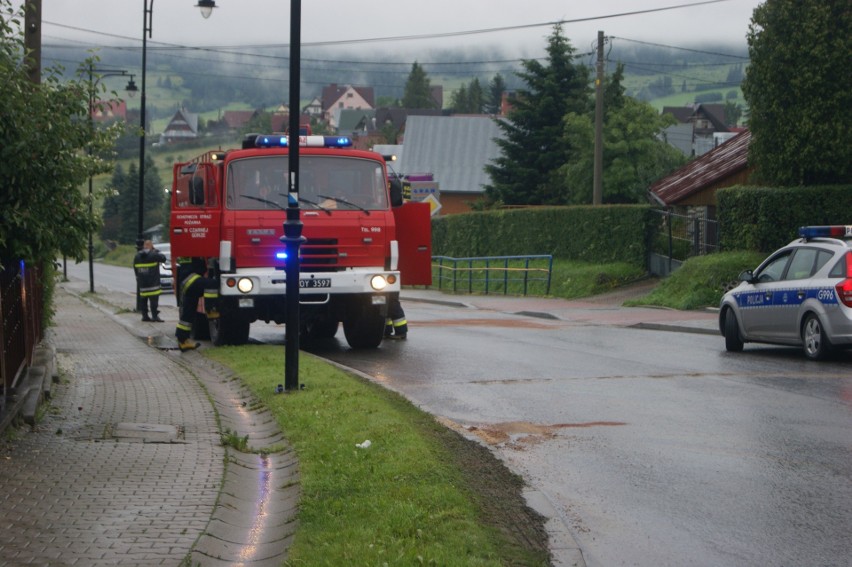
[719,225,852,360]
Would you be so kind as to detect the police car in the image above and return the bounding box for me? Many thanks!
[719,225,852,360]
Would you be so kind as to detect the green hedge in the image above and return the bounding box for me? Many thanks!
[431,205,655,266]
[718,184,852,253]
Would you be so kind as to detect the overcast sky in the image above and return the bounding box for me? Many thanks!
[32,0,762,57]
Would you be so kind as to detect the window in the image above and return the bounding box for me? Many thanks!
[829,252,849,278]
[227,155,388,211]
[174,165,217,209]
[785,248,834,280]
[756,251,792,283]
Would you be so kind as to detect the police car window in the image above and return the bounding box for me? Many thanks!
[829,253,848,278]
[786,248,820,280]
[814,250,833,275]
[755,250,792,283]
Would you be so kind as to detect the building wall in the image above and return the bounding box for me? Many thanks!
[437,192,484,215]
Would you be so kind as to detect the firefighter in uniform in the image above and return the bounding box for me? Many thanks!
[175,258,219,351]
[133,240,166,322]
[384,175,408,340]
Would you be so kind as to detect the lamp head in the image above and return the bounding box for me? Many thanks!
[195,0,216,19]
[125,76,138,98]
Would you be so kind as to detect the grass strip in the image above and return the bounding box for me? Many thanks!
[625,251,765,310]
[203,346,550,566]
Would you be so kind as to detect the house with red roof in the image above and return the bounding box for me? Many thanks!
[648,130,753,271]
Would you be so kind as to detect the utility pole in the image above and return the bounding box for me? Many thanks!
[593,30,604,206]
[23,0,41,84]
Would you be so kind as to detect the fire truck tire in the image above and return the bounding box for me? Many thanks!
[343,310,385,349]
[191,312,211,341]
[210,311,251,346]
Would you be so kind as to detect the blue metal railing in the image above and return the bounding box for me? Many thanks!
[432,255,553,296]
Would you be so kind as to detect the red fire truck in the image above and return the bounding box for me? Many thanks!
[169,133,432,349]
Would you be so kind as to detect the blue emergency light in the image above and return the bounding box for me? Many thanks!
[324,136,353,148]
[276,251,288,261]
[798,225,852,239]
[255,135,288,148]
[251,134,352,149]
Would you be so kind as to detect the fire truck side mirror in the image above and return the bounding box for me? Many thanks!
[190,177,205,206]
[389,177,404,208]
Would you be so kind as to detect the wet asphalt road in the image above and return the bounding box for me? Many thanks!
[295,301,852,567]
[69,261,852,566]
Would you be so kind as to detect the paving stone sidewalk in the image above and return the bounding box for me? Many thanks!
[0,286,297,567]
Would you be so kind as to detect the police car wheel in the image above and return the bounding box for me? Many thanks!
[802,313,832,361]
[724,309,744,352]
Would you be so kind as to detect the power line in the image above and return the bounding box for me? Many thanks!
[609,36,749,59]
[43,0,737,49]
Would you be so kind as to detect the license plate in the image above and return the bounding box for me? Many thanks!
[300,278,331,289]
[238,298,254,308]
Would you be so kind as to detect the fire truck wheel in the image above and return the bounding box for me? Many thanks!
[343,310,385,349]
[191,312,211,341]
[210,310,251,346]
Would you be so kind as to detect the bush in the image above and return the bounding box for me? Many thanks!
[718,184,852,252]
[432,205,655,267]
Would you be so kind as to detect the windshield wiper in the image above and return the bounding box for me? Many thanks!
[277,192,332,215]
[242,195,285,210]
[316,194,371,215]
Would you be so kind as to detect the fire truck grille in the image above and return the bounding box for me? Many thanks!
[301,238,338,270]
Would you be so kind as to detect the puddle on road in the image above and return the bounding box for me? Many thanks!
[439,418,627,449]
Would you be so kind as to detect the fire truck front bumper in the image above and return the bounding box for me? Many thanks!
[219,268,401,299]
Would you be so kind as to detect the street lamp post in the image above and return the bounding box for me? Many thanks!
[136,0,154,312]
[282,0,304,392]
[196,0,303,391]
[85,64,136,294]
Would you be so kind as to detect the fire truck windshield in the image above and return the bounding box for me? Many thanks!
[227,156,388,211]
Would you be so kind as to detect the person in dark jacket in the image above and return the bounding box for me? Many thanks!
[175,258,218,352]
[133,240,166,322]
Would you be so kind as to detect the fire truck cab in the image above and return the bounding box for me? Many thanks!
[169,133,432,349]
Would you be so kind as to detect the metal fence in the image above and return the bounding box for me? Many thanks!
[0,260,45,415]
[651,209,719,276]
[432,255,553,296]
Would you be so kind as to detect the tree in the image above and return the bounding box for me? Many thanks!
[484,24,591,205]
[556,65,686,204]
[450,84,468,114]
[484,73,506,114]
[402,62,437,109]
[724,100,742,127]
[450,78,484,114]
[742,0,851,185]
[101,165,126,242]
[0,5,118,266]
[241,111,272,137]
[101,157,164,244]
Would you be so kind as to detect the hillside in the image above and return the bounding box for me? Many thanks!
[48,39,749,131]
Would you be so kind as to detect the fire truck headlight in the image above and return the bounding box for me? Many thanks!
[370,275,388,291]
[237,278,254,293]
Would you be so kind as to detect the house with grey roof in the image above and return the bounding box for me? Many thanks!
[397,115,504,214]
[661,103,732,156]
[159,107,198,144]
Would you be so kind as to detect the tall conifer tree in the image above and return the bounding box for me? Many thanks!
[484,25,591,205]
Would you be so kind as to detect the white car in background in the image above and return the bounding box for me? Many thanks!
[156,242,173,293]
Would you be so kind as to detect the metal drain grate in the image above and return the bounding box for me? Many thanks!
[72,423,185,443]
